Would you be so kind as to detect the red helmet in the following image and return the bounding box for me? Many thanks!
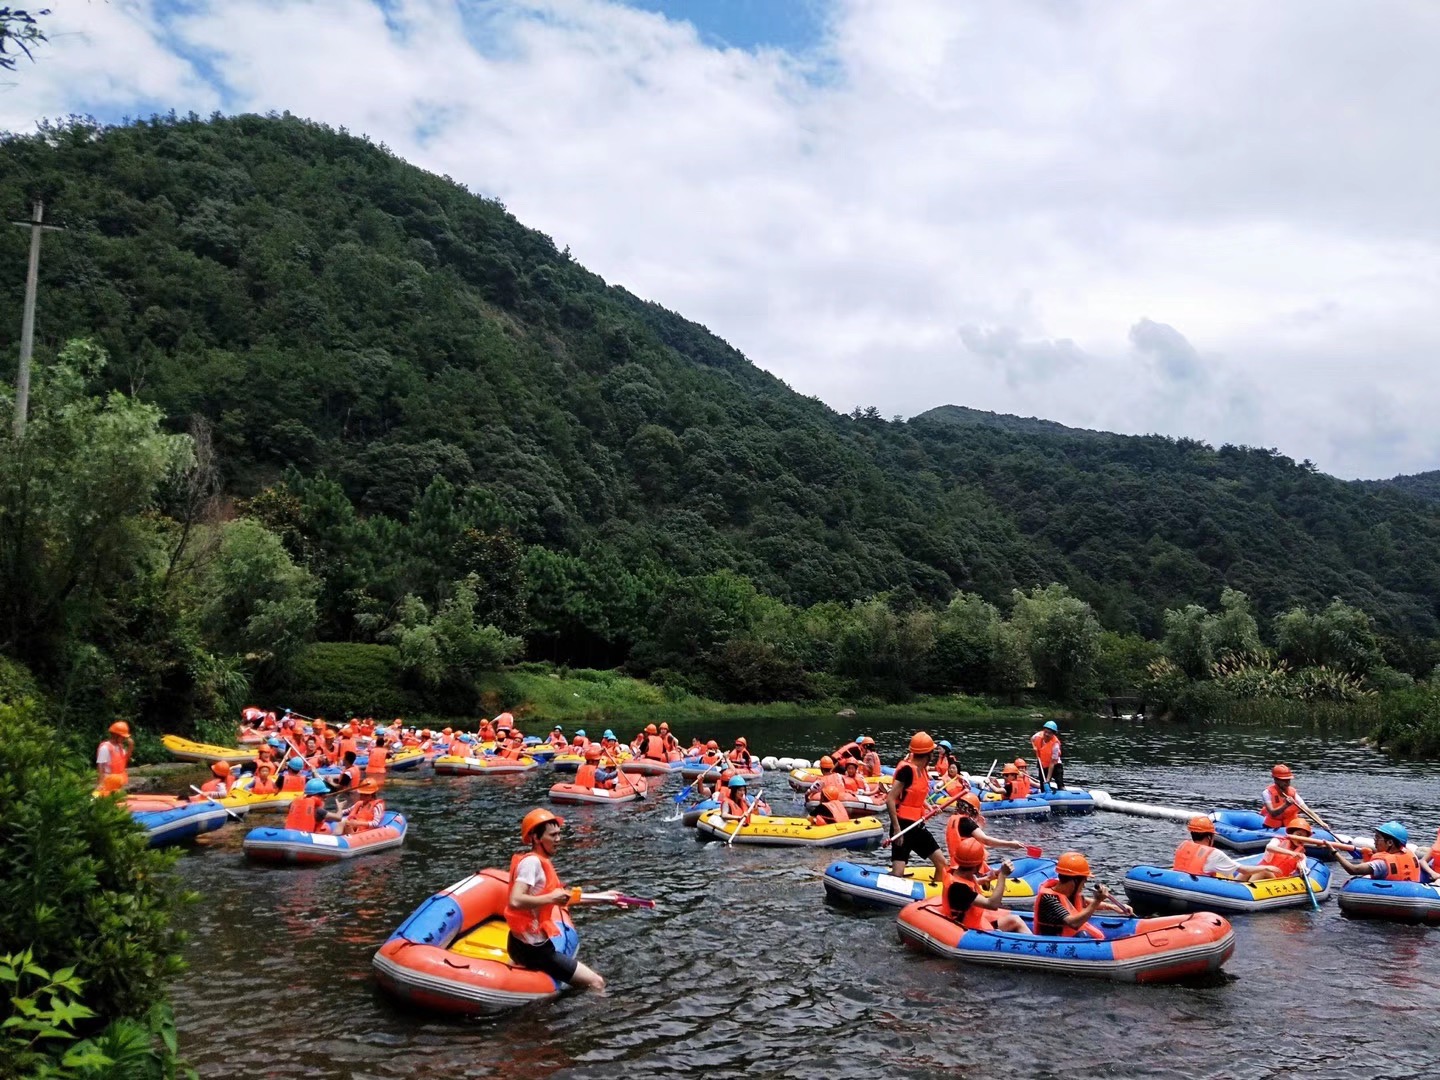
[952,837,985,870]
[584,745,602,761]
[520,808,564,842]
[210,761,231,778]
[1271,764,1293,780]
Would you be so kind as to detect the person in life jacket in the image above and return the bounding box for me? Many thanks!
[548,726,568,750]
[635,724,667,763]
[1175,816,1283,880]
[809,775,851,825]
[250,761,280,796]
[858,736,882,777]
[328,750,362,792]
[497,732,529,761]
[1030,721,1063,789]
[574,745,618,790]
[946,791,1026,876]
[1255,817,1318,877]
[284,779,337,833]
[1033,852,1127,939]
[279,756,308,792]
[885,731,947,879]
[505,808,605,991]
[944,839,1031,933]
[700,740,723,766]
[1009,759,1034,800]
[341,778,385,834]
[199,761,234,796]
[96,721,134,790]
[721,776,763,819]
[658,722,680,755]
[932,740,953,778]
[1260,764,1319,829]
[571,729,589,752]
[731,737,753,768]
[1332,821,1423,882]
[831,738,863,765]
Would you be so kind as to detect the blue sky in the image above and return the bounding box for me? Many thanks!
[616,0,827,53]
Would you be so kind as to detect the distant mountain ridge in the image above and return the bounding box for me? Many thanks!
[1357,471,1440,505]
[913,405,1107,439]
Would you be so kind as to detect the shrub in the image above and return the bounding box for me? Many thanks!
[262,642,422,719]
[0,700,190,1054]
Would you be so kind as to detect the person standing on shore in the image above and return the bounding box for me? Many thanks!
[96,721,134,791]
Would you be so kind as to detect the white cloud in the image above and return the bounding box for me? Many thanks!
[8,0,1440,478]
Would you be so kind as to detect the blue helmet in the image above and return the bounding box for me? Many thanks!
[575,729,586,737]
[553,725,563,731]
[286,757,304,772]
[938,740,952,750]
[1043,721,1059,733]
[603,729,616,740]
[304,779,329,796]
[267,737,285,748]
[1375,820,1409,847]
[728,776,747,788]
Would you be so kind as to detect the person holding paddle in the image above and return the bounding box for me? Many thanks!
[885,732,948,880]
[1329,821,1422,883]
[1260,764,1325,829]
[1175,816,1283,881]
[1030,721,1063,790]
[505,809,605,992]
[945,840,1031,934]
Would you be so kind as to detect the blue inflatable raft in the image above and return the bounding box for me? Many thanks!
[243,811,408,864]
[1210,810,1347,860]
[823,857,1057,910]
[1336,877,1440,924]
[1123,853,1331,914]
[132,802,236,848]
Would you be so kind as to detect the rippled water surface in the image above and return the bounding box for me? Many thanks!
[170,716,1440,1079]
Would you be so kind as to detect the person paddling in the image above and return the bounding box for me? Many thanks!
[341,778,385,834]
[885,732,948,880]
[504,809,605,992]
[946,791,1027,873]
[1260,764,1322,829]
[1034,852,1126,939]
[1030,721,1063,790]
[96,721,134,791]
[574,745,617,790]
[944,839,1031,934]
[1174,816,1281,881]
[284,779,338,833]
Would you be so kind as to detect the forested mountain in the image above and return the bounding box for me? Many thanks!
[913,404,1103,439]
[1358,471,1440,506]
[3,113,1440,695]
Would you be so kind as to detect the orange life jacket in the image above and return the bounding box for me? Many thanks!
[1260,842,1303,877]
[1260,784,1299,828]
[1373,849,1420,883]
[1011,774,1033,800]
[504,851,564,941]
[280,771,307,793]
[479,721,496,741]
[347,798,384,831]
[366,747,388,775]
[861,751,882,775]
[722,789,751,816]
[199,778,227,795]
[548,733,567,748]
[1173,840,1213,875]
[701,749,721,765]
[97,739,130,783]
[841,773,861,793]
[832,742,861,762]
[284,795,326,833]
[340,765,362,788]
[944,815,990,876]
[818,775,848,802]
[642,735,666,762]
[571,736,589,751]
[575,763,613,789]
[813,800,849,824]
[1031,731,1059,769]
[941,869,991,929]
[499,743,525,761]
[250,772,279,795]
[894,759,930,821]
[933,750,951,776]
[1034,880,1103,939]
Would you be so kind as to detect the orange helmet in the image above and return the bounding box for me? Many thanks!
[1271,764,1293,780]
[356,778,381,795]
[210,761,231,778]
[952,837,986,870]
[1002,764,1018,776]
[256,762,274,775]
[959,791,982,813]
[1286,817,1313,836]
[706,740,718,750]
[909,731,935,755]
[585,745,602,761]
[1013,758,1027,770]
[819,755,835,770]
[1188,815,1216,835]
[659,723,669,731]
[645,724,658,735]
[108,721,131,737]
[1056,852,1091,878]
[521,808,564,842]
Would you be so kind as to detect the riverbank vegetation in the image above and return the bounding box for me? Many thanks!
[3,113,1440,762]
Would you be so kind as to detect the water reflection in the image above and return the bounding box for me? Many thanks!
[170,715,1438,1079]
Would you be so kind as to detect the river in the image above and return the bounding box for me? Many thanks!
[169,715,1440,1078]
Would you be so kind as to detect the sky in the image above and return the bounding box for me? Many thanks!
[3,0,1438,480]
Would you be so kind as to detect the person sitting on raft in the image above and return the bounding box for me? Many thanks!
[505,809,605,992]
[279,756,308,792]
[198,761,235,796]
[840,758,880,797]
[340,778,385,834]
[720,776,766,819]
[809,775,851,825]
[1175,816,1283,880]
[658,722,680,756]
[730,737,754,769]
[1256,817,1317,877]
[570,729,589,752]
[328,749,363,791]
[1331,821,1425,882]
[284,779,340,833]
[1034,852,1129,938]
[886,732,948,880]
[633,724,668,763]
[1003,760,1034,801]
[947,791,1028,875]
[859,736,883,777]
[1261,764,1320,829]
[547,726,568,750]
[249,761,281,796]
[945,839,1031,933]
[496,731,529,761]
[574,745,618,790]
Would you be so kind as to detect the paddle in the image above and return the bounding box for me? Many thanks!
[1295,852,1320,911]
[188,785,245,822]
[675,750,730,805]
[572,890,657,910]
[602,743,644,799]
[883,787,966,848]
[727,790,765,847]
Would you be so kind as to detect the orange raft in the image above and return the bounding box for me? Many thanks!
[896,898,1235,984]
[549,777,648,804]
[373,868,579,1014]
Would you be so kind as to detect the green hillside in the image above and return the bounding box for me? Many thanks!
[1358,471,1440,506]
[3,114,1440,719]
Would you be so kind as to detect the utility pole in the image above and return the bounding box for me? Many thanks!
[11,199,63,440]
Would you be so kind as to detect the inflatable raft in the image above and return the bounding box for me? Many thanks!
[897,900,1236,983]
[551,753,585,774]
[131,801,238,847]
[1034,787,1097,814]
[373,868,579,1014]
[549,778,648,805]
[681,761,762,782]
[803,791,887,817]
[694,810,883,849]
[681,798,719,827]
[823,858,1057,910]
[1336,877,1440,924]
[243,811,408,863]
[974,792,1052,820]
[385,747,426,772]
[1210,810,1347,860]
[433,754,540,776]
[620,755,681,777]
[161,734,257,764]
[1123,854,1331,914]
[787,768,890,793]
